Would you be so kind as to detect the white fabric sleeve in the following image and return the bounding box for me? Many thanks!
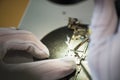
[89,0,117,44]
[87,0,120,80]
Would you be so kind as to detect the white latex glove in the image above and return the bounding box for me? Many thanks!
[0,57,76,80]
[0,28,49,60]
[0,28,76,80]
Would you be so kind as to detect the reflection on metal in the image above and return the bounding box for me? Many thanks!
[67,17,89,40]
[41,17,91,80]
[66,17,91,80]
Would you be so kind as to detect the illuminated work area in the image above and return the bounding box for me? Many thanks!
[41,17,91,80]
[19,0,93,79]
[1,0,120,80]
[19,1,93,79]
[0,0,93,80]
[3,0,120,80]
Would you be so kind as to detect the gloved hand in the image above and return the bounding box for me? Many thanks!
[0,28,76,80]
[0,28,49,60]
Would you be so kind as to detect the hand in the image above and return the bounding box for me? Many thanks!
[0,28,76,80]
[0,28,49,60]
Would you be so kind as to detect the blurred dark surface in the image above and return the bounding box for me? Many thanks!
[115,0,120,18]
[48,0,86,5]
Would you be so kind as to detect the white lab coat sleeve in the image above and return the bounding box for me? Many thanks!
[87,0,119,80]
[89,0,117,44]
